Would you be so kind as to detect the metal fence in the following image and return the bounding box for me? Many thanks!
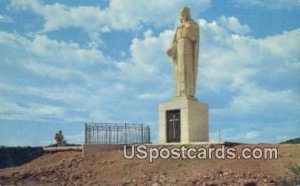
[85,123,151,144]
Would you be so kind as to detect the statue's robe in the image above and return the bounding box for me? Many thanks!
[171,20,199,98]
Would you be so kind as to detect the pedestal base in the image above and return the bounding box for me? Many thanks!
[159,97,209,143]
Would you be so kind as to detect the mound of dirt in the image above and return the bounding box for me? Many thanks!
[0,144,299,185]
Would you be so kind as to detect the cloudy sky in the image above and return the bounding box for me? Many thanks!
[0,0,299,146]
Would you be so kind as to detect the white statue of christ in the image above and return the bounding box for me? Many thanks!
[167,7,199,98]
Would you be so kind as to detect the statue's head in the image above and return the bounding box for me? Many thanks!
[180,7,191,22]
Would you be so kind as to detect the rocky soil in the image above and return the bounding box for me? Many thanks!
[0,144,299,186]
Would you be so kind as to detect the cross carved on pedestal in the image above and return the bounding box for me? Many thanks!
[169,114,179,139]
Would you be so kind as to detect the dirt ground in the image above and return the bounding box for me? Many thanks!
[0,144,299,186]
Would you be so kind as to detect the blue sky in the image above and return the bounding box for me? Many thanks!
[0,0,299,146]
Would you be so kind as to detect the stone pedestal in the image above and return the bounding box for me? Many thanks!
[159,97,209,143]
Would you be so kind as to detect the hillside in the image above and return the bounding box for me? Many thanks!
[280,137,300,144]
[0,144,300,185]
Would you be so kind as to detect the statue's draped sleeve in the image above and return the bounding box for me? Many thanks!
[170,28,179,61]
[194,21,199,86]
[183,21,200,87]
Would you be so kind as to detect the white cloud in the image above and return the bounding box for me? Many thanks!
[245,131,259,139]
[0,97,66,121]
[115,29,174,83]
[24,16,299,129]
[257,29,300,61]
[138,92,169,101]
[23,61,89,80]
[233,0,300,9]
[30,35,106,64]
[10,0,211,32]
[106,0,210,29]
[65,131,84,144]
[198,19,256,91]
[196,17,300,143]
[210,128,260,142]
[0,14,14,23]
[217,16,251,34]
[0,82,83,106]
[0,8,299,144]
[198,18,300,125]
[0,29,126,123]
[211,83,300,120]
[0,31,30,49]
[0,31,107,66]
[198,18,300,93]
[0,76,132,122]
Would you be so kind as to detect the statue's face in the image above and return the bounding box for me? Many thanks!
[180,8,189,21]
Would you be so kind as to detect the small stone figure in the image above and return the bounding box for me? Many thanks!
[54,130,66,146]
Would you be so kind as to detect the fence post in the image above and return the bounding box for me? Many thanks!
[147,126,150,143]
[108,125,111,144]
[125,123,127,144]
[141,124,144,143]
[116,126,119,144]
[96,126,99,144]
[105,125,107,144]
[85,123,87,144]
